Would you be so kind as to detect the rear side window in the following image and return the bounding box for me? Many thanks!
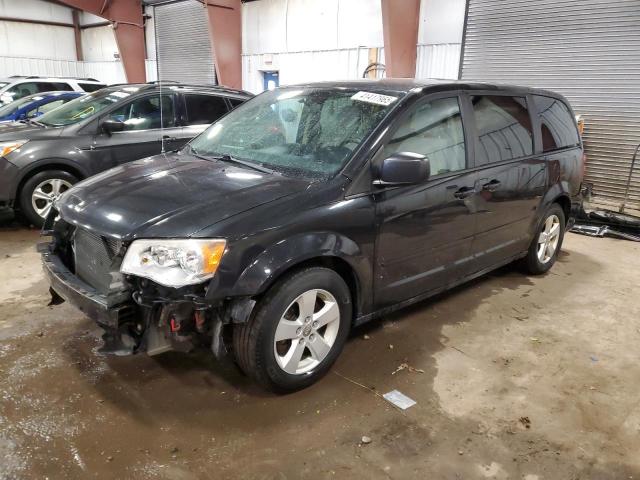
[534,95,580,152]
[228,98,245,109]
[184,94,228,125]
[79,83,105,93]
[471,95,533,164]
[39,82,72,91]
[384,97,466,175]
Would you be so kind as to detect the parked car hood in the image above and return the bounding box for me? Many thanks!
[56,152,312,239]
[0,121,61,138]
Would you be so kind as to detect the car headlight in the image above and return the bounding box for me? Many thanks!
[0,140,28,158]
[121,239,226,287]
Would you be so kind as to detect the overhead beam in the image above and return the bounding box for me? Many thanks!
[204,0,242,89]
[56,0,146,83]
[381,0,421,78]
[0,15,73,28]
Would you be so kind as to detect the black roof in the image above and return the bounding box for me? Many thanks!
[291,79,564,99]
[104,82,253,98]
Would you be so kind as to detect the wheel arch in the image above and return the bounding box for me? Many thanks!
[16,160,86,202]
[261,256,361,322]
[211,232,373,323]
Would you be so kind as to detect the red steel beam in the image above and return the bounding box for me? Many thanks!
[204,0,242,89]
[381,0,420,78]
[56,0,146,83]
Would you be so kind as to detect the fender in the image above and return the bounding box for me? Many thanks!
[207,231,373,317]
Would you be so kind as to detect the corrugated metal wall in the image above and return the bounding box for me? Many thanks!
[154,0,216,84]
[460,0,640,209]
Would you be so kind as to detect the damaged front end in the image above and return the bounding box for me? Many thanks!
[40,214,255,360]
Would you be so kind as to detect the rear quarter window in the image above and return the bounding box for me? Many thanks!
[79,83,106,93]
[471,95,534,164]
[534,95,580,152]
[184,94,229,125]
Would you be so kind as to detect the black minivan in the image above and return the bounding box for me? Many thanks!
[41,80,583,392]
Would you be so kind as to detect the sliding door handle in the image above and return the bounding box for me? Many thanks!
[453,186,475,199]
[482,179,501,192]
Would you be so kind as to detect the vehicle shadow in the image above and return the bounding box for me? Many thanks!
[59,247,598,424]
[49,246,635,478]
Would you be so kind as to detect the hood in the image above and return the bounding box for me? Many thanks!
[0,121,60,139]
[57,152,312,239]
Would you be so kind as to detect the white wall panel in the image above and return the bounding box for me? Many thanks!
[336,0,383,49]
[79,12,107,26]
[0,0,72,23]
[416,43,460,80]
[242,47,381,93]
[0,22,76,60]
[243,0,288,55]
[82,25,119,62]
[242,0,383,55]
[418,0,465,45]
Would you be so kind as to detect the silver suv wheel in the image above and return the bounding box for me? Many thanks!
[31,178,72,219]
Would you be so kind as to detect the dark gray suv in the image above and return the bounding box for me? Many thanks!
[0,83,252,225]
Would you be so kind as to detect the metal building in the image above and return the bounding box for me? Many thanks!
[459,0,640,210]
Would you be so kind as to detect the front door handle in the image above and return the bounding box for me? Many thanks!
[453,186,475,199]
[482,179,501,192]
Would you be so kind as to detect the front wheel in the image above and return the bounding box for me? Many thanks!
[19,170,78,227]
[521,203,566,275]
[233,267,352,393]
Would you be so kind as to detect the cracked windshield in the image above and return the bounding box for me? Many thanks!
[188,87,398,178]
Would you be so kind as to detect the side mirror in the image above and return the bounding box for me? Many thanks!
[374,152,430,186]
[101,119,125,135]
[28,111,43,119]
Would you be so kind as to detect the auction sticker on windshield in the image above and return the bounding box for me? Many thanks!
[351,91,397,106]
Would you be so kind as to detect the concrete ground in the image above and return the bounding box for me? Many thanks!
[0,221,639,480]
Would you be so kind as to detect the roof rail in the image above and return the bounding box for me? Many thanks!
[7,75,101,82]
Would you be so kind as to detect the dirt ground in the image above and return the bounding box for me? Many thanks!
[0,221,638,480]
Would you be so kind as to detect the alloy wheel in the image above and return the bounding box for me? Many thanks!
[31,178,72,219]
[537,214,561,264]
[273,289,341,375]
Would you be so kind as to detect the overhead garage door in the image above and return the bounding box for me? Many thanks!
[460,0,640,210]
[153,0,217,84]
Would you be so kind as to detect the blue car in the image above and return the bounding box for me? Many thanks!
[0,91,84,123]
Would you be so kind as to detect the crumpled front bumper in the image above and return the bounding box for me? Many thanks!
[39,243,133,329]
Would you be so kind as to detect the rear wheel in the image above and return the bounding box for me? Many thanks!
[19,170,77,227]
[233,267,352,393]
[521,203,565,275]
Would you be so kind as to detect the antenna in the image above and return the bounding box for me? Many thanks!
[154,5,166,154]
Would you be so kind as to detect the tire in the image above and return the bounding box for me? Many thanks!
[521,203,566,275]
[233,267,352,393]
[19,170,78,228]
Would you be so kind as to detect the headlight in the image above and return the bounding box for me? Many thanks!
[121,239,226,288]
[0,140,28,158]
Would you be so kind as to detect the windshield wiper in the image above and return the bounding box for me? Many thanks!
[207,152,276,174]
[28,119,46,128]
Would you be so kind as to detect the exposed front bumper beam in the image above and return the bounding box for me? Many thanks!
[40,245,132,329]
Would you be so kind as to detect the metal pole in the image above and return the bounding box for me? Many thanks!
[620,142,640,213]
